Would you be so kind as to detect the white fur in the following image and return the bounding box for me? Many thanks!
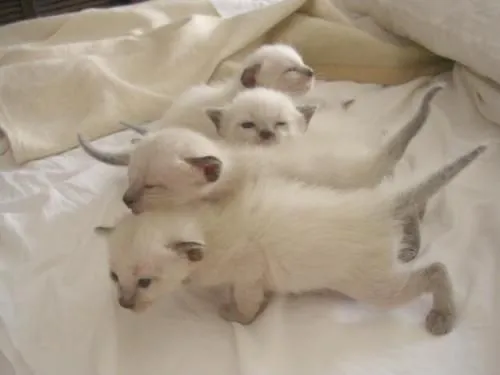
[207,87,317,145]
[101,171,458,335]
[80,85,443,213]
[100,140,486,335]
[121,124,414,214]
[149,43,315,141]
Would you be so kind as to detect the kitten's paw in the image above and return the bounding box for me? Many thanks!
[425,309,455,336]
[218,303,256,325]
[398,247,419,263]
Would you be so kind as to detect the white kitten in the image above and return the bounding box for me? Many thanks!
[146,43,315,139]
[97,145,486,335]
[205,87,317,145]
[78,86,441,210]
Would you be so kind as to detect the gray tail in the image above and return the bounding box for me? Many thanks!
[378,85,443,174]
[77,134,130,166]
[393,145,487,218]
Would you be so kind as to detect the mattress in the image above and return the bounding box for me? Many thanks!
[1,68,500,375]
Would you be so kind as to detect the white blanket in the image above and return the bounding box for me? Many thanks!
[1,73,500,375]
[0,0,448,164]
[336,0,500,127]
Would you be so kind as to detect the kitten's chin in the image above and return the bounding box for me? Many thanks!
[131,301,153,313]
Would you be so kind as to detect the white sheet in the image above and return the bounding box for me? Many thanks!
[1,70,500,375]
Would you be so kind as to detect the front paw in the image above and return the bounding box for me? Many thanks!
[218,303,256,325]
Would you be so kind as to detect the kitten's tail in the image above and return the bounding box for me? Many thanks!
[375,84,444,176]
[77,134,131,166]
[392,144,487,218]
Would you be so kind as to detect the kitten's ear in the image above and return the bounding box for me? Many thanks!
[296,104,318,127]
[240,63,261,88]
[184,155,222,183]
[171,241,205,262]
[205,108,224,132]
[95,226,115,236]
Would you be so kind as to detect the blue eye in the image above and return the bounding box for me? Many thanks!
[241,122,255,129]
[276,121,287,127]
[137,278,152,288]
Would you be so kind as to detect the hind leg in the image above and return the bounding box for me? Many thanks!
[339,262,456,335]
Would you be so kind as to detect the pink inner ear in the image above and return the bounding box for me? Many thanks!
[203,163,220,182]
[185,157,221,183]
[241,64,259,88]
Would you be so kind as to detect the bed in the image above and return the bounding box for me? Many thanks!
[1,0,500,374]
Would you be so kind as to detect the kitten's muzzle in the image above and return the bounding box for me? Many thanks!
[123,194,135,207]
[302,67,314,77]
[119,296,136,310]
[122,193,143,214]
[259,130,275,141]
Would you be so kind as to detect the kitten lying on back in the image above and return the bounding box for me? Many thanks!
[97,145,486,336]
[143,43,315,139]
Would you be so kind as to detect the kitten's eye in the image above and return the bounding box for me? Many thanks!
[275,121,287,127]
[241,121,255,129]
[137,278,152,288]
[144,184,155,189]
[110,272,119,282]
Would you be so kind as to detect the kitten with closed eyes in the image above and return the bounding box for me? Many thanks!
[205,87,318,145]
[79,86,441,263]
[96,144,486,336]
[143,43,315,142]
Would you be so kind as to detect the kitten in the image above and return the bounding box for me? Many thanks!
[78,85,440,210]
[205,87,318,145]
[96,145,486,336]
[144,43,315,139]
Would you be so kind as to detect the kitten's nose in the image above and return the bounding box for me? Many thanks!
[302,67,314,77]
[122,194,135,208]
[259,130,275,140]
[119,297,135,310]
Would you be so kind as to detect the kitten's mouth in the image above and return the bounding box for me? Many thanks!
[259,139,277,146]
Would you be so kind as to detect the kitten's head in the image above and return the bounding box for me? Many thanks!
[206,88,318,145]
[240,44,314,96]
[124,128,227,213]
[96,210,205,312]
[79,127,227,214]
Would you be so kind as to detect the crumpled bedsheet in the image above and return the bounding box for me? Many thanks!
[1,72,500,375]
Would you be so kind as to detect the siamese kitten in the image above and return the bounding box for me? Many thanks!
[143,43,315,138]
[205,87,318,145]
[96,145,486,336]
[79,86,442,260]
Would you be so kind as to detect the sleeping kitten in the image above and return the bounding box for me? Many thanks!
[144,43,315,139]
[81,86,442,260]
[79,84,440,205]
[96,145,486,336]
[205,87,318,145]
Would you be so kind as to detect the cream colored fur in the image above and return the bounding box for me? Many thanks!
[147,43,315,140]
[205,87,317,145]
[79,85,441,220]
[98,145,486,336]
